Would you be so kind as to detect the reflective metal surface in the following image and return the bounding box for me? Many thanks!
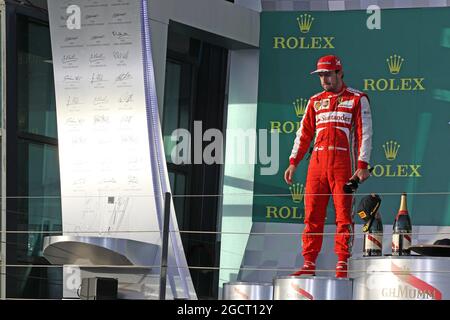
[43,236,159,266]
[222,282,273,300]
[273,276,353,300]
[350,256,450,300]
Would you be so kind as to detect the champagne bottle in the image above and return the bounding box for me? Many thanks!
[363,212,383,257]
[392,193,412,256]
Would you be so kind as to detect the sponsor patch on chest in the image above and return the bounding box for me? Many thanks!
[314,99,330,111]
[316,111,353,125]
[337,99,354,109]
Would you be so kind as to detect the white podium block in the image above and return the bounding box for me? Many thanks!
[273,276,353,300]
[222,282,273,300]
[350,256,450,300]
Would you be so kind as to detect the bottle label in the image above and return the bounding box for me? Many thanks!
[392,233,411,253]
[402,233,411,250]
[365,233,383,250]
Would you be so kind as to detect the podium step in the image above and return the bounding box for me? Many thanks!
[350,256,450,300]
[273,276,353,300]
[222,282,273,300]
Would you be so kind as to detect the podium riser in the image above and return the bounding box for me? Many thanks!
[222,282,273,300]
[350,256,450,300]
[273,277,353,300]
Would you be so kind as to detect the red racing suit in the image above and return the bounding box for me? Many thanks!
[289,84,372,262]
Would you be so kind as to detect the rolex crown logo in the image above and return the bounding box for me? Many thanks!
[293,98,307,117]
[386,54,404,74]
[383,140,400,161]
[289,183,305,203]
[297,14,314,34]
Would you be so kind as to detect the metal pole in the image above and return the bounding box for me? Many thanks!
[0,3,7,300]
[159,192,171,300]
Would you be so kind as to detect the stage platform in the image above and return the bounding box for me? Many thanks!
[223,256,450,300]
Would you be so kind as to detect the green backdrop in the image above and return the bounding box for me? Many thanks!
[253,8,450,226]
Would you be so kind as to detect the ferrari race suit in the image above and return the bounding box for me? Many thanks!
[289,84,372,263]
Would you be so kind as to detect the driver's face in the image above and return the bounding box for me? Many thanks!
[318,71,342,92]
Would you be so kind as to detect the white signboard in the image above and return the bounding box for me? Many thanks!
[48,0,195,299]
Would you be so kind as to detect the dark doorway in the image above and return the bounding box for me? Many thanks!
[162,25,228,299]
